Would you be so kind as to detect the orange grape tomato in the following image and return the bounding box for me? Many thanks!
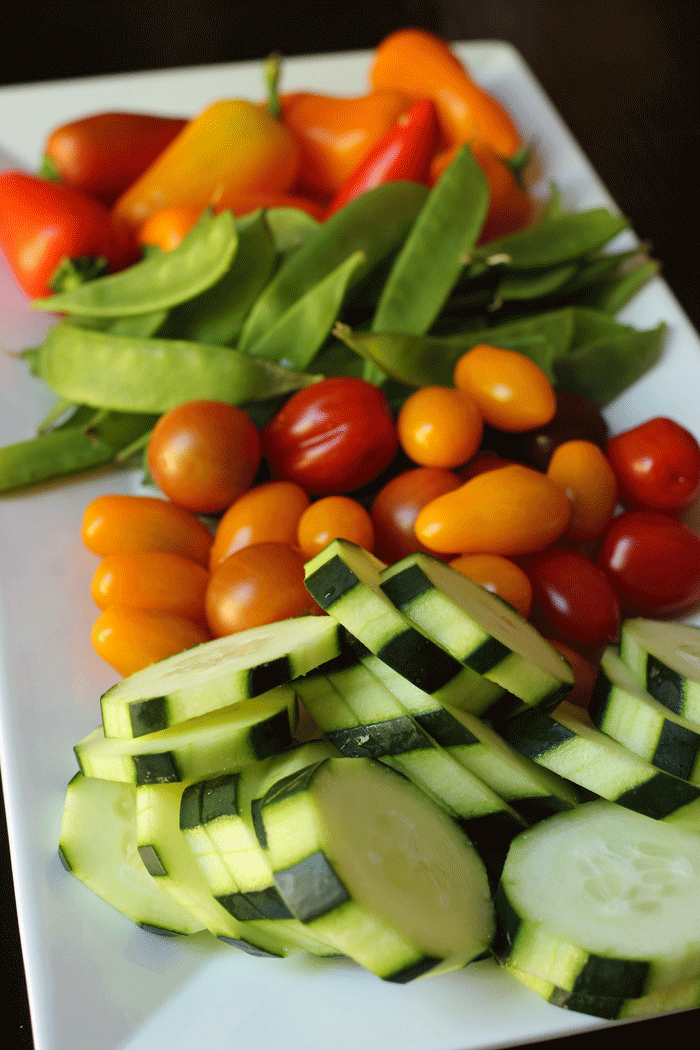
[147,400,261,515]
[91,605,211,678]
[370,467,463,564]
[453,344,557,433]
[137,205,203,252]
[448,553,533,618]
[91,551,210,623]
[396,386,483,469]
[205,542,320,637]
[546,439,618,543]
[209,480,311,571]
[297,496,375,559]
[547,639,598,710]
[414,463,571,556]
[81,494,213,567]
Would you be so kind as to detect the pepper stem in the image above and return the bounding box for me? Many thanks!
[264,52,283,119]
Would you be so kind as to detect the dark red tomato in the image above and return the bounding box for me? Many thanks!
[520,546,620,659]
[370,466,463,563]
[481,392,609,471]
[597,510,700,617]
[606,417,700,514]
[261,376,398,495]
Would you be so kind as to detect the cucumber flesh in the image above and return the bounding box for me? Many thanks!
[495,799,700,998]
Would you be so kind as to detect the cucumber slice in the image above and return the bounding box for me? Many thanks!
[498,700,700,831]
[303,539,505,715]
[59,772,203,936]
[101,615,344,739]
[620,618,700,726]
[379,552,574,710]
[76,686,297,784]
[494,800,700,998]
[254,755,495,980]
[590,648,700,783]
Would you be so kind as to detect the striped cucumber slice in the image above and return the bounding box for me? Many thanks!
[619,618,700,726]
[101,615,344,739]
[254,755,495,980]
[303,539,504,715]
[59,772,203,936]
[507,965,700,1020]
[76,686,297,784]
[379,552,574,710]
[494,800,700,998]
[590,648,700,784]
[498,700,700,832]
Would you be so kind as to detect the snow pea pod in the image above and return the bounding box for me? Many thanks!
[237,180,429,351]
[0,409,157,494]
[33,210,238,317]
[35,323,321,413]
[554,321,666,405]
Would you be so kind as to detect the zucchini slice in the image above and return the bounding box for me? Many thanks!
[589,648,700,784]
[58,772,203,936]
[619,618,700,726]
[254,755,495,980]
[379,552,574,711]
[303,539,505,715]
[100,615,344,739]
[76,686,297,784]
[498,701,700,832]
[494,800,700,998]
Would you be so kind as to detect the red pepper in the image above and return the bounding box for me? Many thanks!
[0,171,138,299]
[324,97,439,218]
[39,111,188,207]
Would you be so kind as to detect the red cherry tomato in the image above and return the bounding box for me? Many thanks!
[370,467,463,563]
[606,417,700,514]
[520,546,621,658]
[261,377,398,495]
[596,510,700,617]
[147,400,261,515]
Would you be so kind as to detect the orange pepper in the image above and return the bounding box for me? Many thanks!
[369,28,522,158]
[430,140,531,243]
[279,88,416,199]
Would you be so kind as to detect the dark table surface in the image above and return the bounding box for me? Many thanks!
[1,2,699,1047]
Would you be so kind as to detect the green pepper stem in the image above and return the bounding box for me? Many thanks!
[264,52,283,120]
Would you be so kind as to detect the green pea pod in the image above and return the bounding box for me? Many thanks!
[245,250,367,369]
[554,321,666,405]
[333,322,558,388]
[470,208,629,272]
[0,409,157,495]
[33,210,238,317]
[66,310,169,337]
[494,261,579,302]
[160,209,277,345]
[264,207,320,254]
[237,180,429,351]
[35,323,321,413]
[371,145,489,336]
[574,259,659,315]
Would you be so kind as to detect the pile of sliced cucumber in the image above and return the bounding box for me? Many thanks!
[60,540,700,1019]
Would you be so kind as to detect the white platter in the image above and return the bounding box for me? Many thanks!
[1,42,699,1050]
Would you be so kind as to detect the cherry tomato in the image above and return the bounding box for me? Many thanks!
[546,439,618,543]
[597,510,700,617]
[297,496,375,559]
[452,344,557,433]
[209,480,310,571]
[261,377,398,495]
[520,547,621,658]
[547,639,597,710]
[147,400,261,515]
[486,391,609,471]
[91,606,211,677]
[81,494,213,567]
[414,464,571,556]
[606,416,700,515]
[205,542,321,636]
[396,386,483,468]
[448,553,533,617]
[370,467,463,563]
[90,551,210,624]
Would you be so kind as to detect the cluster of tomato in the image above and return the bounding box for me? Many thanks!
[0,29,529,297]
[80,342,700,708]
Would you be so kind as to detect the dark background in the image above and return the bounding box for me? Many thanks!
[1,2,699,1047]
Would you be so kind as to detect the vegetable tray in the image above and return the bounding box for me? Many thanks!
[1,42,699,1050]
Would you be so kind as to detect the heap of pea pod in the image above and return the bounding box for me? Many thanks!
[0,145,663,494]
